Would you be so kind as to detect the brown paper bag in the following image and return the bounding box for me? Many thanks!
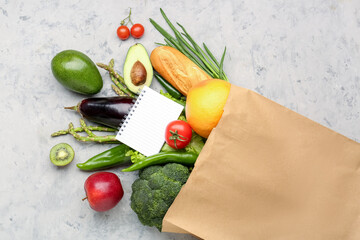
[162,85,360,240]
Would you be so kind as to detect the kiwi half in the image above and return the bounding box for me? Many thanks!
[50,143,75,166]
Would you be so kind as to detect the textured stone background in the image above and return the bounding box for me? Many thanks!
[0,0,359,239]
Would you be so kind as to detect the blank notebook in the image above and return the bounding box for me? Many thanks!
[116,86,184,156]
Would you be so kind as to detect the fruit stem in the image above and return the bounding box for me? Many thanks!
[120,8,133,26]
[128,8,134,25]
[64,102,81,113]
[169,130,188,149]
[82,196,88,201]
[64,106,77,111]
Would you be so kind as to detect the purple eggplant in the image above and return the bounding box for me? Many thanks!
[65,97,134,128]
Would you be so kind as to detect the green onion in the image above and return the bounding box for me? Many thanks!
[149,8,229,82]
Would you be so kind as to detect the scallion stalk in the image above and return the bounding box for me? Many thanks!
[149,8,229,82]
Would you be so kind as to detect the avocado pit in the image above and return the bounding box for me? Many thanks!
[123,43,153,94]
[130,61,147,86]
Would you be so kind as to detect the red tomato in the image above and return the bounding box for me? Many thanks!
[117,25,130,40]
[131,23,145,39]
[165,120,192,149]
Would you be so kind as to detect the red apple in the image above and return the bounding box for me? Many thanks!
[83,172,124,212]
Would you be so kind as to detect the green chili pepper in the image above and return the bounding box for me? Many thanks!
[122,152,198,172]
[154,72,182,99]
[77,144,131,171]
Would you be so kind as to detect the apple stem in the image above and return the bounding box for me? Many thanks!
[82,197,88,201]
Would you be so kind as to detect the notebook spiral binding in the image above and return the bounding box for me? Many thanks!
[117,88,147,135]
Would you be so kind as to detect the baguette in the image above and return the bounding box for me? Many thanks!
[150,46,212,96]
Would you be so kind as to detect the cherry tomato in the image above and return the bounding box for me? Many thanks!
[131,23,145,39]
[165,120,192,149]
[117,25,130,40]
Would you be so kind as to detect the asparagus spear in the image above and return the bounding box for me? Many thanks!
[97,60,136,98]
[52,119,119,144]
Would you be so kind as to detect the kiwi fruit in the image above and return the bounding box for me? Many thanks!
[50,143,75,166]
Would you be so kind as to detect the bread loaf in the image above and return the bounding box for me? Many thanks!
[150,46,212,96]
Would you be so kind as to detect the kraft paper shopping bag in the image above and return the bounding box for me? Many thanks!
[162,85,360,240]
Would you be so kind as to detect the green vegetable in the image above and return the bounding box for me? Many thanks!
[126,149,146,163]
[154,73,182,99]
[51,123,117,137]
[185,131,205,155]
[131,163,190,230]
[97,59,136,98]
[51,50,103,95]
[150,9,228,81]
[177,115,187,122]
[51,118,119,143]
[160,142,177,152]
[160,90,186,107]
[76,144,131,171]
[122,152,198,172]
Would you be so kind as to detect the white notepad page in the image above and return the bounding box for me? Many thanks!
[116,86,184,156]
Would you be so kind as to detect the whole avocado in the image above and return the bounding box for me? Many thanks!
[51,50,103,95]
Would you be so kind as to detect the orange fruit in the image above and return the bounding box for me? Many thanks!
[185,79,231,138]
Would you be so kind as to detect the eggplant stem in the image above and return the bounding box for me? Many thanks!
[64,106,77,111]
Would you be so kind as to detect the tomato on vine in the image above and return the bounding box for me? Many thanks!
[131,23,145,39]
[117,25,130,40]
[116,8,144,40]
[165,120,192,149]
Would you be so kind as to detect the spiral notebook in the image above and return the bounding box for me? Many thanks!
[116,86,184,156]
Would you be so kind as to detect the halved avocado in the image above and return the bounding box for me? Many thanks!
[123,43,153,94]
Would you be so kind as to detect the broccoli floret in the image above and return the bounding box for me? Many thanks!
[162,163,189,184]
[130,163,190,231]
[139,165,163,180]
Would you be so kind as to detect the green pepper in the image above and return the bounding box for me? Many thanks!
[122,152,198,172]
[154,72,182,99]
[77,144,131,171]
